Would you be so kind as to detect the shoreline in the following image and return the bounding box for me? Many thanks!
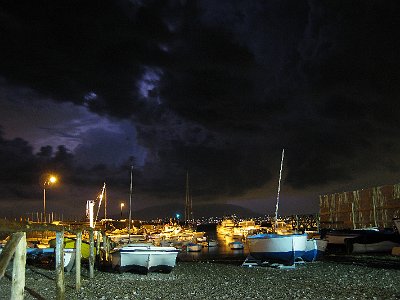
[1,257,400,299]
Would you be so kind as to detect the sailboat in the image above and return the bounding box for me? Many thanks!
[185,171,193,225]
[110,165,179,274]
[247,149,307,266]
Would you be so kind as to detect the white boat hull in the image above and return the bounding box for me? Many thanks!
[63,248,76,272]
[248,233,307,265]
[111,244,179,274]
[302,239,328,262]
[351,240,400,253]
[206,240,218,247]
[325,232,359,245]
[25,247,75,271]
[186,243,202,252]
[229,241,244,250]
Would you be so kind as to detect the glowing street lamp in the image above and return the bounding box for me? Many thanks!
[43,175,57,223]
[120,202,125,219]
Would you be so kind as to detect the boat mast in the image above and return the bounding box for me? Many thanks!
[104,186,107,219]
[128,165,133,243]
[185,171,189,224]
[185,171,193,226]
[274,149,285,232]
[94,182,106,228]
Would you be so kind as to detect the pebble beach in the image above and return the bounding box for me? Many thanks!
[1,257,400,300]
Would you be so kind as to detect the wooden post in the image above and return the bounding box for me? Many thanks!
[0,232,24,279]
[106,235,111,262]
[75,231,82,291]
[96,231,101,262]
[102,231,108,262]
[11,232,26,300]
[55,231,65,300]
[89,230,95,279]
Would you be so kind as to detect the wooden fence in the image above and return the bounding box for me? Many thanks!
[0,220,104,300]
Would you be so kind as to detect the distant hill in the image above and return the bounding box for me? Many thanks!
[125,202,264,220]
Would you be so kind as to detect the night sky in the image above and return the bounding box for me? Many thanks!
[1,0,400,219]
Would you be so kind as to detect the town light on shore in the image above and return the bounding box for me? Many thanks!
[120,202,125,219]
[43,175,57,223]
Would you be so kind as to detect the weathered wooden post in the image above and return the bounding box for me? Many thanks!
[11,232,26,300]
[96,231,101,262]
[75,231,82,291]
[55,230,65,300]
[106,235,111,262]
[0,232,24,279]
[89,229,95,278]
[102,231,108,262]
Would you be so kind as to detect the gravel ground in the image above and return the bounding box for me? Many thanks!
[1,259,400,300]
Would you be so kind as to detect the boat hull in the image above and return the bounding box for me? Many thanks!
[229,241,244,250]
[248,233,307,265]
[205,240,218,247]
[63,248,76,272]
[186,243,202,252]
[26,247,75,271]
[302,239,328,262]
[344,231,400,254]
[49,237,95,259]
[111,244,179,274]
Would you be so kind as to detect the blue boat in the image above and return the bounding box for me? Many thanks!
[247,233,307,265]
[301,238,328,262]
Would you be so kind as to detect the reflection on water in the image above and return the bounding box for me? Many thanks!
[177,224,249,263]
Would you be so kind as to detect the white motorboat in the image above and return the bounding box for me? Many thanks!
[186,242,202,252]
[110,243,179,274]
[205,240,218,247]
[229,241,244,250]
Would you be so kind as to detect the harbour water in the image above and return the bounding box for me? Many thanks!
[177,223,250,264]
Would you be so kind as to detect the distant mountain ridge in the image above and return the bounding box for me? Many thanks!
[125,203,264,220]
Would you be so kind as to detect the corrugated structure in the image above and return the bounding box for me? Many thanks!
[319,183,400,229]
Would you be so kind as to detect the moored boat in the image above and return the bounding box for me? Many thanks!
[206,239,218,247]
[26,247,75,271]
[186,242,202,252]
[110,243,179,274]
[63,248,76,272]
[247,150,307,266]
[301,238,328,262]
[247,233,307,265]
[49,237,95,259]
[323,230,362,245]
[344,230,400,254]
[229,241,244,250]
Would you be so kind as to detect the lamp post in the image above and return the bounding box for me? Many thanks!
[43,175,57,223]
[120,202,125,220]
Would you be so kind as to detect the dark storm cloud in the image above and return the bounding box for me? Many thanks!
[1,0,400,213]
[0,129,138,205]
[0,0,171,117]
[0,130,37,185]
